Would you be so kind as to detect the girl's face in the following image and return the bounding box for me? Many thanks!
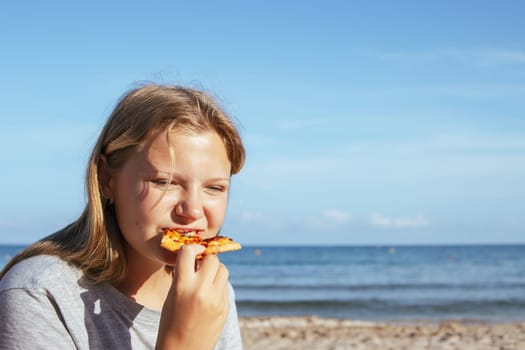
[105,129,232,267]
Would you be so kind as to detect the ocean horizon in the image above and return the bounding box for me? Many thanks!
[2,244,525,322]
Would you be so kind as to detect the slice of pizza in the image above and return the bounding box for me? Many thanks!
[203,235,242,255]
[160,228,241,258]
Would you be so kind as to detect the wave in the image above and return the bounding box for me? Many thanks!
[236,298,525,321]
[238,298,525,308]
[233,281,525,291]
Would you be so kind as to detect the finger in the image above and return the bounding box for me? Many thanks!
[197,254,221,280]
[174,244,206,281]
[213,263,229,287]
[217,273,230,312]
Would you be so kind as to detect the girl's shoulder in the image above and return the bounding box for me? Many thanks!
[0,255,81,291]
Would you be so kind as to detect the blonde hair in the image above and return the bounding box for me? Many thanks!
[0,84,245,283]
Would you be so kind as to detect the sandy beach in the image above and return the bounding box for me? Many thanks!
[240,316,525,350]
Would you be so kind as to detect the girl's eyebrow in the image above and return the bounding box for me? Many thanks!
[139,159,173,177]
[146,168,231,182]
[206,177,231,183]
[151,170,173,177]
[141,158,231,181]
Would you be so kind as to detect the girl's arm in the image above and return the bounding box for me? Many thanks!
[0,288,76,348]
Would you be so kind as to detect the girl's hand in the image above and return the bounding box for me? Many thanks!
[156,244,230,350]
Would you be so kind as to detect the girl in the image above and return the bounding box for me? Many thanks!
[0,84,245,349]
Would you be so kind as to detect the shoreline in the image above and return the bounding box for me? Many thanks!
[240,316,525,350]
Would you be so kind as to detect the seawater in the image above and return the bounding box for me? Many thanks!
[2,244,524,322]
[222,245,525,322]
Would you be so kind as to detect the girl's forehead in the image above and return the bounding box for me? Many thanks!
[145,127,205,146]
[135,128,228,166]
[135,129,182,155]
[120,129,231,179]
[135,130,179,165]
[143,129,171,151]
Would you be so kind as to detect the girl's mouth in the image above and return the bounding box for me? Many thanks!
[164,228,204,237]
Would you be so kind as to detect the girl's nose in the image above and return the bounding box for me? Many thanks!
[174,189,204,221]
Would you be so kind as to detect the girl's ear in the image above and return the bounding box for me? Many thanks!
[98,155,115,203]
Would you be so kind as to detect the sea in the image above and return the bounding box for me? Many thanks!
[2,244,525,322]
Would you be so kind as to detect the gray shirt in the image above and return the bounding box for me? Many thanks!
[0,255,243,349]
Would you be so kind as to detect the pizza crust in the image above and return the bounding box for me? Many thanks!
[204,238,242,254]
[160,229,241,258]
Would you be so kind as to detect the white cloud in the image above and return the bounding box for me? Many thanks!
[0,219,23,230]
[370,214,429,229]
[343,132,525,156]
[0,123,97,165]
[237,211,266,224]
[468,49,525,65]
[322,209,352,224]
[366,48,525,66]
[241,131,525,188]
[343,84,525,98]
[276,119,323,130]
[244,134,281,148]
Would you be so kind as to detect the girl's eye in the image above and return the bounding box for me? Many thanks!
[206,185,226,193]
[152,179,175,187]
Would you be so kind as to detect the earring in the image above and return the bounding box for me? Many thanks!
[102,192,114,205]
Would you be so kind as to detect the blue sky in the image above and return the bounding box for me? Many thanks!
[1,1,524,245]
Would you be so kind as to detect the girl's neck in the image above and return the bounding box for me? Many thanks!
[113,248,172,311]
